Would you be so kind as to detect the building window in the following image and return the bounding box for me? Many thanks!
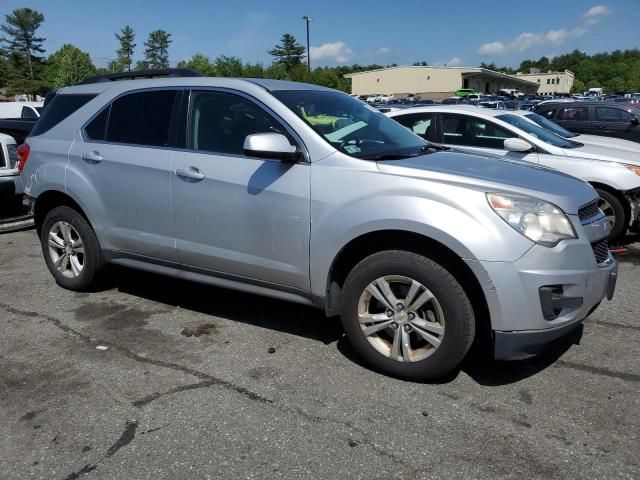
[547,79,550,84]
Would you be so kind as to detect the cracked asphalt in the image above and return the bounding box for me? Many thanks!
[1,229,639,480]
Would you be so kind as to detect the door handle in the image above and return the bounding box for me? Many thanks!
[176,167,205,181]
[82,151,103,163]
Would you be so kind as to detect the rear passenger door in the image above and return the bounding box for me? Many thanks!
[68,89,181,262]
[170,90,311,291]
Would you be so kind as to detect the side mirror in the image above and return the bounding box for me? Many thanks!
[631,117,639,125]
[243,133,300,162]
[504,138,533,152]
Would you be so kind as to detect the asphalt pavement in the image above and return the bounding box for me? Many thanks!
[1,229,639,479]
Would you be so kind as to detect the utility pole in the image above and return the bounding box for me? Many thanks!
[302,16,312,72]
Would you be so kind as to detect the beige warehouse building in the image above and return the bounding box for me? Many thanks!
[514,69,575,95]
[345,65,539,100]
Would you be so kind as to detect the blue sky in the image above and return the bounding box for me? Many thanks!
[1,1,638,68]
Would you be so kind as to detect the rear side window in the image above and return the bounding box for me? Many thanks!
[557,107,588,121]
[31,94,96,136]
[105,90,177,147]
[84,108,109,141]
[393,113,435,141]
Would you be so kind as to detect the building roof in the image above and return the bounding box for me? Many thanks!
[343,65,539,86]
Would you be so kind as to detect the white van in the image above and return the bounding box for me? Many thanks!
[0,102,43,119]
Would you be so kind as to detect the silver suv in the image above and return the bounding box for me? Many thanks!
[19,71,618,380]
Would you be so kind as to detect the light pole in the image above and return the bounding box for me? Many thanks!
[302,16,312,72]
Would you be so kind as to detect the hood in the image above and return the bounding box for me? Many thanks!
[575,134,640,154]
[377,150,596,214]
[567,142,640,166]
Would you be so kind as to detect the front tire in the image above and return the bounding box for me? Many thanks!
[40,206,102,291]
[595,188,627,242]
[340,250,475,380]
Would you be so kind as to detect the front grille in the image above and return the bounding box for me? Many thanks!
[591,239,610,264]
[579,200,600,222]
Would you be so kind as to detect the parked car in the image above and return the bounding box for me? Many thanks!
[0,101,43,119]
[455,89,482,97]
[386,105,640,239]
[478,100,506,110]
[0,132,23,214]
[21,70,617,380]
[0,118,38,144]
[516,110,640,153]
[533,102,640,143]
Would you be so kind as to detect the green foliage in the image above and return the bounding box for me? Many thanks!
[177,53,215,75]
[571,79,586,94]
[213,55,243,77]
[43,44,95,88]
[115,25,135,71]
[144,29,171,69]
[1,7,45,81]
[516,49,640,93]
[268,33,305,73]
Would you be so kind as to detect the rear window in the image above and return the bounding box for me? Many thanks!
[30,94,96,136]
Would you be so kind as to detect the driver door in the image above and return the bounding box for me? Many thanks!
[170,90,311,291]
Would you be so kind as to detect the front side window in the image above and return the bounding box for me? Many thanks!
[595,107,633,122]
[273,90,426,160]
[540,108,556,119]
[393,113,435,141]
[523,112,577,138]
[105,90,178,147]
[557,106,588,121]
[188,91,285,155]
[442,114,515,149]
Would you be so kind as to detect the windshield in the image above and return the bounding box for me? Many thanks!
[496,114,582,149]
[522,112,578,138]
[272,90,427,160]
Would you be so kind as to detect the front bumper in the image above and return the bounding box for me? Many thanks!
[465,235,618,361]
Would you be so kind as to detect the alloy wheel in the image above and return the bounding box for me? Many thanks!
[357,275,445,362]
[48,221,85,279]
[597,197,616,231]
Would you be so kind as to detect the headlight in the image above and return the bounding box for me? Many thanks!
[623,164,640,176]
[487,193,577,247]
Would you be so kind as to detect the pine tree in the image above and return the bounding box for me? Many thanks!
[144,29,171,69]
[268,34,305,73]
[115,25,135,71]
[1,8,45,81]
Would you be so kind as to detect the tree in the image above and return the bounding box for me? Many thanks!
[268,33,305,73]
[1,8,45,81]
[134,59,150,70]
[214,55,243,77]
[115,25,135,71]
[144,29,171,69]
[571,79,586,94]
[177,53,214,75]
[45,44,95,88]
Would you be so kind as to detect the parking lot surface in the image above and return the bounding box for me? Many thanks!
[1,229,639,480]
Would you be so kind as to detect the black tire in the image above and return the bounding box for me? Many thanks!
[340,250,475,381]
[40,206,102,291]
[595,188,627,242]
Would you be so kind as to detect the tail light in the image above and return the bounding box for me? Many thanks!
[17,143,30,173]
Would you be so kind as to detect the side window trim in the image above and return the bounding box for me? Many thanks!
[185,87,309,163]
[80,87,185,149]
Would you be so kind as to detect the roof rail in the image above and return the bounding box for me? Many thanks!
[77,68,203,85]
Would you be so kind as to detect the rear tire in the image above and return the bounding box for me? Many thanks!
[40,206,102,291]
[595,188,626,242]
[340,250,475,381]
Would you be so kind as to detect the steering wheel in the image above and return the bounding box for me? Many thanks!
[339,136,361,152]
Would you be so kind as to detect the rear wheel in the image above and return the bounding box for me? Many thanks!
[595,188,627,242]
[340,250,475,380]
[40,206,102,290]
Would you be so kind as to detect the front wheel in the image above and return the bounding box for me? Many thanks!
[40,206,102,291]
[340,250,475,380]
[595,189,627,242]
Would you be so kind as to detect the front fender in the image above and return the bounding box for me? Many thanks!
[309,192,533,299]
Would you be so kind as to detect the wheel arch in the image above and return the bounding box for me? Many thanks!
[33,189,93,236]
[588,181,631,225]
[324,229,492,349]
